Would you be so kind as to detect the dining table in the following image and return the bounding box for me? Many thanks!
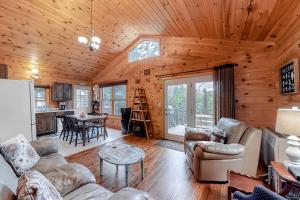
[66,114,107,146]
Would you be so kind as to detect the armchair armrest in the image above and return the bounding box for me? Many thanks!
[184,127,211,142]
[195,141,245,155]
[31,137,58,157]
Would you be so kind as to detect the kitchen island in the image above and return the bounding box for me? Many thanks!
[35,109,74,136]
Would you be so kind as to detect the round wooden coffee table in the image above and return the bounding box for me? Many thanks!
[98,143,145,187]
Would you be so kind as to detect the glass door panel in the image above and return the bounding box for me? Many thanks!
[165,83,187,141]
[195,82,214,128]
[164,75,214,142]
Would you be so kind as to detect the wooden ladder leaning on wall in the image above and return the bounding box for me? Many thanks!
[127,88,153,139]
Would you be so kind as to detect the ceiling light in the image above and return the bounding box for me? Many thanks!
[77,0,101,52]
[32,75,39,79]
[91,36,101,44]
[32,68,39,74]
[31,68,39,79]
[78,36,88,45]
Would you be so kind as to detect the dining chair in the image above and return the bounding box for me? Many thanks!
[69,118,91,146]
[59,116,71,141]
[89,113,109,140]
[59,116,66,139]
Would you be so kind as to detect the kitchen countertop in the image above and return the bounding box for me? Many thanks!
[35,109,74,114]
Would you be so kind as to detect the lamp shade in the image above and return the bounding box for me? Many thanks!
[275,108,300,136]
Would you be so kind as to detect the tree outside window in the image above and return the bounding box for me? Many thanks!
[34,88,47,109]
[128,40,160,62]
[101,84,126,116]
[76,89,89,108]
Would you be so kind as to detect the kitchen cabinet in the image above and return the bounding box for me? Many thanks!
[36,110,75,136]
[36,112,57,136]
[52,82,73,102]
[0,64,8,79]
[63,83,73,101]
[52,83,64,101]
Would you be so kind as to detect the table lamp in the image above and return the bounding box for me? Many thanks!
[275,108,300,168]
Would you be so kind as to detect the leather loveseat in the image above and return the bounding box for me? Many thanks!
[184,118,262,182]
[0,137,153,200]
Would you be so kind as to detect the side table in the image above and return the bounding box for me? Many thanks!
[227,170,272,200]
[269,161,300,199]
[98,144,145,187]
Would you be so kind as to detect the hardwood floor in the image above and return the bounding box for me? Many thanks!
[66,135,228,200]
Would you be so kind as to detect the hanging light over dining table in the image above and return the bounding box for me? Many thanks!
[78,0,101,52]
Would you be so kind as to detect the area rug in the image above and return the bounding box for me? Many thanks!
[40,128,126,157]
[156,140,184,152]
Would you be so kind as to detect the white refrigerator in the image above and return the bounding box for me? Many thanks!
[0,79,36,142]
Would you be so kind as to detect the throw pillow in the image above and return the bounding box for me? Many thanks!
[0,135,40,176]
[217,118,248,144]
[17,170,63,200]
[210,126,226,143]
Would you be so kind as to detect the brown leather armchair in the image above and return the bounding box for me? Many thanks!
[184,118,262,182]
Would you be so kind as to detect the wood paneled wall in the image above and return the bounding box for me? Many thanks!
[2,0,299,135]
[274,24,300,110]
[234,51,277,128]
[93,36,279,137]
[1,0,299,81]
[7,66,92,108]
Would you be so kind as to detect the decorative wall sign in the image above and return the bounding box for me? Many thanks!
[144,69,151,76]
[280,58,299,94]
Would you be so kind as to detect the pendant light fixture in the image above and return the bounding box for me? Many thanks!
[78,0,101,52]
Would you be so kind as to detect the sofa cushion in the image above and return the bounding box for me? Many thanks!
[0,135,40,176]
[63,183,113,200]
[17,170,63,200]
[217,118,248,144]
[31,153,67,174]
[108,187,153,200]
[0,183,16,200]
[45,163,96,196]
[196,141,245,155]
[31,137,58,157]
[0,154,18,194]
[202,151,245,160]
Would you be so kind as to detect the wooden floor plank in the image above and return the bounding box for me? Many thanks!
[66,135,229,200]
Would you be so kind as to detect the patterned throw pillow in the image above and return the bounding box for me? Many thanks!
[210,126,226,144]
[17,170,63,200]
[0,135,40,176]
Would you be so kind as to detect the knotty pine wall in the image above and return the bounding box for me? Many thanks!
[93,36,283,138]
[274,25,300,110]
[7,66,92,108]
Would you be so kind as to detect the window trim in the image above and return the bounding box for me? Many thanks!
[128,39,161,63]
[76,88,90,108]
[34,87,49,109]
[100,83,127,117]
[113,85,126,116]
[101,86,113,115]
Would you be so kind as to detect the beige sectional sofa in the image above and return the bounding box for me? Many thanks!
[0,137,152,200]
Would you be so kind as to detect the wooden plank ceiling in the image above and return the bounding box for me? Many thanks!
[0,0,299,80]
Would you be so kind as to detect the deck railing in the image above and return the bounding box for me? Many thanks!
[167,107,214,128]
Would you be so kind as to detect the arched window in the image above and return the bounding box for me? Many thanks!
[128,40,160,62]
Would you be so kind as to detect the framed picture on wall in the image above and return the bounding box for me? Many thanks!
[280,58,299,95]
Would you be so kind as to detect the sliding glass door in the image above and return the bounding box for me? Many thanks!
[164,75,214,142]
